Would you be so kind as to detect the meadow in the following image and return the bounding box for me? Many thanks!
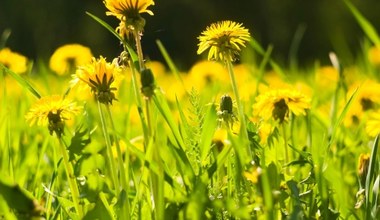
[0,0,379,219]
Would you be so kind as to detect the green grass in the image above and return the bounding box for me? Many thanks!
[1,1,380,219]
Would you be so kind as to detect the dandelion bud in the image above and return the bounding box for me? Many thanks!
[220,94,233,114]
[217,94,236,127]
[140,68,155,98]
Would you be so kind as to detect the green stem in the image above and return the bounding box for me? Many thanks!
[282,123,290,173]
[133,30,145,71]
[57,138,83,218]
[225,58,252,161]
[129,60,149,144]
[146,98,164,220]
[97,101,119,195]
[105,104,130,218]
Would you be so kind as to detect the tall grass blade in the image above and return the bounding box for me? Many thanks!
[365,135,379,219]
[326,87,358,155]
[85,12,139,66]
[1,64,41,99]
[156,40,185,89]
[344,0,380,46]
[248,38,287,79]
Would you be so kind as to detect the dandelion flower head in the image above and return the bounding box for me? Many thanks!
[197,20,251,61]
[344,80,380,127]
[253,89,311,123]
[366,110,380,137]
[0,47,28,74]
[368,46,380,66]
[49,44,93,76]
[104,0,154,20]
[186,60,228,91]
[25,95,81,136]
[73,56,119,104]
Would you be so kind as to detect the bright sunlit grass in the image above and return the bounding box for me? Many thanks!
[0,0,379,219]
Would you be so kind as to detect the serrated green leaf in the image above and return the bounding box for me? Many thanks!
[67,124,91,161]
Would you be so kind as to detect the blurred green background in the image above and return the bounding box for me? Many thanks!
[1,0,380,70]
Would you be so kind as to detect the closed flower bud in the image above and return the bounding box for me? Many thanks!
[220,94,233,114]
[140,68,155,98]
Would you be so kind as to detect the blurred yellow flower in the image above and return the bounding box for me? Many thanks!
[212,128,230,152]
[366,110,380,137]
[49,44,93,76]
[244,166,261,184]
[186,60,228,91]
[73,56,119,104]
[0,47,28,74]
[157,74,186,102]
[315,66,339,91]
[146,60,166,78]
[358,153,370,187]
[197,20,251,61]
[368,46,380,66]
[253,89,311,123]
[25,95,81,137]
[104,0,154,20]
[344,80,380,127]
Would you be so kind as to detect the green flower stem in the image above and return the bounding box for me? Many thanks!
[132,28,164,219]
[97,101,120,195]
[146,98,164,220]
[225,58,252,160]
[133,30,145,71]
[282,123,290,171]
[128,59,149,142]
[57,137,83,218]
[105,104,130,218]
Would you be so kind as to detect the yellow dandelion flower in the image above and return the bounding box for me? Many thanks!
[358,153,370,187]
[146,60,166,78]
[244,166,261,184]
[253,89,311,123]
[157,73,186,102]
[368,46,380,66]
[366,110,380,137]
[73,56,119,104]
[25,95,81,137]
[212,128,230,152]
[197,20,251,62]
[315,66,339,91]
[186,60,228,91]
[104,0,154,34]
[344,80,380,127]
[104,0,154,19]
[49,44,93,76]
[0,47,28,74]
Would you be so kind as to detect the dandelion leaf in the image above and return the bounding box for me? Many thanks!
[0,180,43,218]
[68,124,91,161]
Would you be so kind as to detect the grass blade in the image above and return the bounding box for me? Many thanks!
[248,38,287,79]
[156,40,186,89]
[85,12,139,66]
[365,135,379,219]
[1,64,41,99]
[344,0,380,46]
